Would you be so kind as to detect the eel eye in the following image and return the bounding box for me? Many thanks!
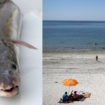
[11,64,17,70]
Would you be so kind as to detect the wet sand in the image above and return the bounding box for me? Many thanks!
[43,52,105,105]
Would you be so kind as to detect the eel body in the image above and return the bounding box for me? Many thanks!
[0,0,22,97]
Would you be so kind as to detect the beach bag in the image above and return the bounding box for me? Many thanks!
[84,92,91,98]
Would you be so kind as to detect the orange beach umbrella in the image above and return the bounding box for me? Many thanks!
[62,79,78,86]
[62,79,78,94]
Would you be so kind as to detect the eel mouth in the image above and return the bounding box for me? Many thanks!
[1,86,18,92]
[0,86,19,97]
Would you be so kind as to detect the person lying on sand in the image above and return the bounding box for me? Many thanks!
[71,91,84,101]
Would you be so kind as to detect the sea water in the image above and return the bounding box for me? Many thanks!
[43,21,105,52]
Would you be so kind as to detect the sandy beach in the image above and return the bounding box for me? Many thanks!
[43,52,105,105]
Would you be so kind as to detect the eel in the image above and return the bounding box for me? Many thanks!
[0,0,37,97]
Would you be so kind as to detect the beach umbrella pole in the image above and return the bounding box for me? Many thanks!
[68,86,70,94]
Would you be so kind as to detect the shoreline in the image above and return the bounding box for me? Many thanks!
[43,48,105,53]
[43,51,105,55]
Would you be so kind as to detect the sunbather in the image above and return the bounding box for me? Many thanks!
[62,92,69,101]
[71,91,84,101]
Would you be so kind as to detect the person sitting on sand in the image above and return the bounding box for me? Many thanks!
[62,92,69,101]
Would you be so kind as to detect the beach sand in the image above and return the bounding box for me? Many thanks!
[43,52,105,105]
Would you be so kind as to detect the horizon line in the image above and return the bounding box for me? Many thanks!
[43,20,105,21]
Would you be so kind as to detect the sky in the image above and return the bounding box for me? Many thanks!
[43,0,105,21]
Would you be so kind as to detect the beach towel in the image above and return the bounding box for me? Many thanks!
[59,99,72,103]
[80,97,86,101]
